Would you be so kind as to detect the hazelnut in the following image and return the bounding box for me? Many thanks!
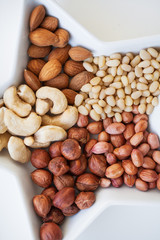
[87,121,103,134]
[123,173,136,187]
[111,176,123,188]
[40,222,62,240]
[88,154,107,177]
[68,127,89,144]
[105,153,117,165]
[53,174,74,191]
[99,178,111,188]
[61,139,81,160]
[53,187,75,210]
[31,149,50,168]
[85,139,97,157]
[48,157,69,176]
[98,131,110,142]
[43,207,64,225]
[75,192,95,210]
[31,169,52,188]
[33,194,51,218]
[76,173,99,191]
[62,204,79,216]
[77,113,89,127]
[110,134,126,148]
[69,154,87,176]
[42,187,57,201]
[49,142,62,158]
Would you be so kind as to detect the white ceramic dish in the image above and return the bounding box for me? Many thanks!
[0,0,160,239]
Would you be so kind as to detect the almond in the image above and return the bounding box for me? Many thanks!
[139,169,158,182]
[40,16,58,32]
[69,71,94,91]
[29,28,58,47]
[27,59,46,75]
[54,28,70,48]
[62,89,77,105]
[48,44,71,64]
[30,5,46,31]
[69,46,92,61]
[64,60,85,77]
[24,69,41,91]
[27,45,51,58]
[44,73,69,89]
[39,59,62,81]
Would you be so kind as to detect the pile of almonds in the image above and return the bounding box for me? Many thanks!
[5,3,160,240]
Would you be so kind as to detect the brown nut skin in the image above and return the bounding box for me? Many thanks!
[135,178,148,192]
[148,181,156,189]
[139,169,158,182]
[147,133,160,149]
[141,131,149,143]
[147,149,154,158]
[123,173,136,187]
[155,164,160,173]
[43,207,64,225]
[87,121,103,135]
[153,151,160,164]
[31,169,52,188]
[142,156,156,169]
[76,173,99,191]
[110,134,125,148]
[68,127,89,145]
[122,112,133,123]
[62,204,79,216]
[42,187,57,202]
[123,123,135,140]
[157,174,160,190]
[33,194,51,218]
[113,144,133,160]
[69,154,87,176]
[122,160,138,175]
[75,192,95,210]
[133,114,148,124]
[31,149,51,168]
[103,117,113,130]
[105,163,124,179]
[130,132,144,147]
[40,222,62,240]
[106,122,126,135]
[53,174,74,191]
[85,139,97,157]
[77,113,89,128]
[52,187,75,210]
[138,143,150,156]
[98,131,110,142]
[135,120,148,133]
[88,154,107,177]
[91,142,113,154]
[106,153,117,165]
[111,176,123,188]
[131,149,144,167]
[48,157,69,177]
[49,142,62,158]
[61,139,81,160]
[99,178,111,188]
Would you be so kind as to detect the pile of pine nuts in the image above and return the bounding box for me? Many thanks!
[75,48,160,122]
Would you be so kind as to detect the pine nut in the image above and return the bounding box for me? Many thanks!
[131,91,142,99]
[100,64,107,71]
[156,53,160,62]
[89,91,94,98]
[140,97,146,104]
[126,52,134,60]
[92,85,101,93]
[124,106,132,112]
[117,88,125,98]
[99,56,106,68]
[110,82,122,89]
[78,105,89,115]
[134,98,140,105]
[115,113,122,122]
[131,55,141,67]
[135,66,143,77]
[80,92,88,100]
[106,59,120,67]
[102,75,114,83]
[84,57,93,63]
[125,96,133,106]
[121,64,132,72]
[104,104,112,114]
[146,103,154,115]
[122,56,130,64]
[81,83,92,92]
[90,109,100,121]
[93,104,103,114]
[147,48,158,58]
[105,87,116,95]
[140,49,151,60]
[137,83,148,91]
[93,92,99,99]
[121,76,129,86]
[144,73,153,80]
[106,96,116,107]
[92,64,98,74]
[99,89,106,100]
[107,111,114,117]
[151,59,160,69]
[117,99,125,110]
[125,85,131,94]
[152,97,158,106]
[138,104,146,114]
[139,77,148,84]
[85,103,91,111]
[75,94,84,106]
[138,60,150,68]
[131,80,137,89]
[90,77,101,85]
[143,66,154,74]
[146,96,153,104]
[93,56,99,64]
[112,107,122,113]
[149,81,159,93]
[153,70,160,81]
[96,70,106,77]
[142,90,150,97]
[110,53,121,59]
[114,76,121,82]
[98,99,106,107]
[128,71,135,83]
[152,90,160,96]
[117,65,123,75]
[87,99,99,105]
[110,67,117,76]
[101,111,106,119]
[83,62,94,72]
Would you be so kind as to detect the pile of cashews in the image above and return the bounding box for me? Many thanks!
[0,85,78,163]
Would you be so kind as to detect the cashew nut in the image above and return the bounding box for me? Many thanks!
[36,86,68,114]
[34,125,67,143]
[0,107,7,134]
[0,99,4,108]
[17,84,36,106]
[3,86,32,117]
[0,132,11,151]
[4,109,42,136]
[24,136,50,148]
[8,136,31,163]
[36,98,52,116]
[42,106,78,130]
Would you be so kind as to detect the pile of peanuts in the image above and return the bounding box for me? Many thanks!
[75,48,160,121]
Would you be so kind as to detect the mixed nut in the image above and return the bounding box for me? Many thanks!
[1,3,160,240]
